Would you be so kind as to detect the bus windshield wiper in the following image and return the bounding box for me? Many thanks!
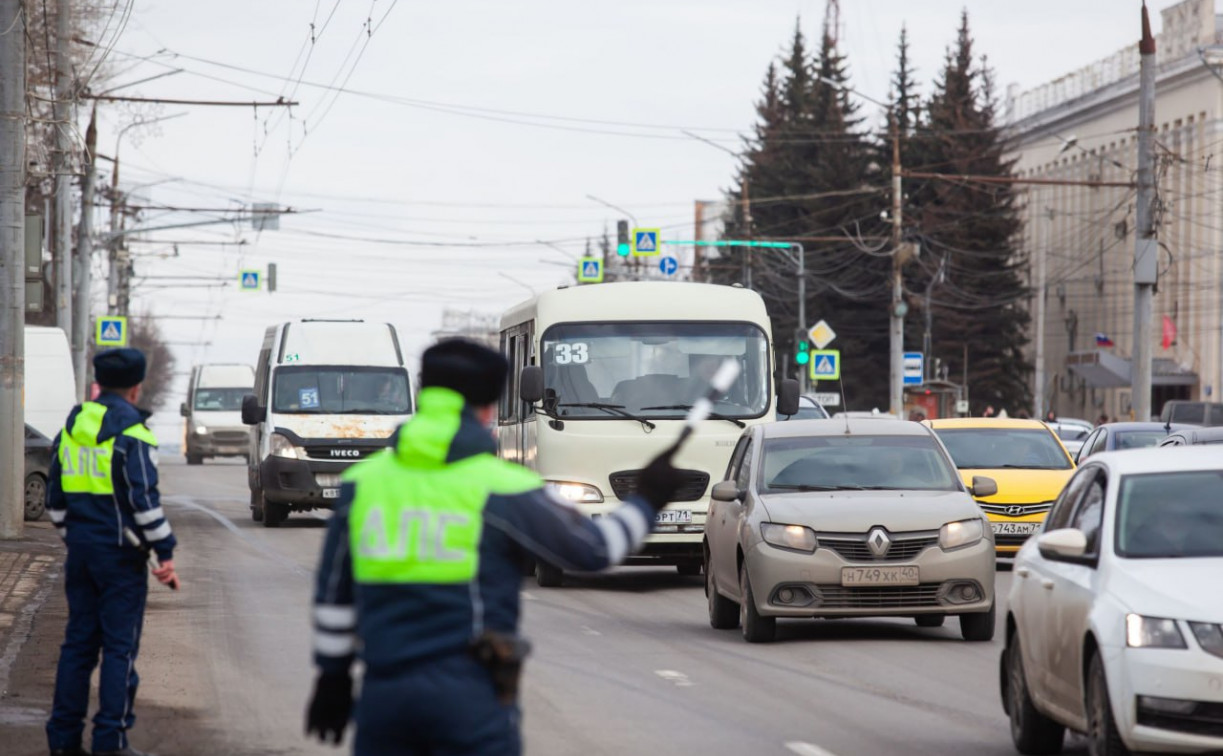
[639,404,746,428]
[555,402,656,431]
[767,484,842,491]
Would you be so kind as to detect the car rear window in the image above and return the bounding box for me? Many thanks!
[1113,431,1166,450]
[933,428,1072,470]
[760,435,961,493]
[1117,471,1223,558]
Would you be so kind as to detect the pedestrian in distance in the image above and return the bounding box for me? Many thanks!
[45,348,179,756]
[1095,414,1110,427]
[1045,410,1058,423]
[305,339,687,755]
[907,409,926,422]
[982,405,996,418]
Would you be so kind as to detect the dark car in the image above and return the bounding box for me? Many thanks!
[1158,425,1223,447]
[24,424,54,521]
[1158,400,1223,426]
[1075,421,1189,463]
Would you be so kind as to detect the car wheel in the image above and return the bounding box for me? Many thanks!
[1005,632,1065,754]
[186,453,203,465]
[263,501,289,528]
[24,474,47,521]
[250,487,265,522]
[706,555,739,630]
[739,564,775,643]
[535,560,564,588]
[1086,653,1129,756]
[915,615,945,628]
[960,601,996,641]
[677,561,701,577]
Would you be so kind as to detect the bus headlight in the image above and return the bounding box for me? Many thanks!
[546,481,604,504]
[270,433,302,460]
[194,425,208,436]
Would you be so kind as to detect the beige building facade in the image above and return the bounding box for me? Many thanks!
[1005,0,1223,420]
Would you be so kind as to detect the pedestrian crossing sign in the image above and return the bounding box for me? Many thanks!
[240,269,261,291]
[809,349,841,381]
[95,316,128,347]
[577,256,604,283]
[632,228,660,256]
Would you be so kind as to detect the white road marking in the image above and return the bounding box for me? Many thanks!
[654,669,694,687]
[580,625,602,636]
[785,742,839,756]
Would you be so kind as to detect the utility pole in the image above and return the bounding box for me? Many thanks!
[742,178,753,290]
[0,0,26,539]
[73,106,97,397]
[888,113,905,417]
[52,0,73,342]
[1034,204,1051,419]
[1132,4,1157,421]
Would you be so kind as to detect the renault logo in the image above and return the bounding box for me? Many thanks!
[1005,505,1025,516]
[867,528,891,557]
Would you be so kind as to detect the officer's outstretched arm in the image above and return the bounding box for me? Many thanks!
[312,486,357,677]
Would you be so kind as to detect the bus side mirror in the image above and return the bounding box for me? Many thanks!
[241,394,265,425]
[777,379,800,417]
[180,402,189,418]
[520,366,544,404]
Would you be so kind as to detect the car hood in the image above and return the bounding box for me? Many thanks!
[1105,558,1223,623]
[958,468,1074,504]
[758,490,982,532]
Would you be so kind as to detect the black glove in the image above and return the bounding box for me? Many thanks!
[637,445,686,512]
[305,672,352,745]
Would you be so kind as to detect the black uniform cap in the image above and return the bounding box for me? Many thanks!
[93,348,147,389]
[420,339,508,407]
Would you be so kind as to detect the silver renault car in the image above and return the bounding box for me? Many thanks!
[704,418,998,643]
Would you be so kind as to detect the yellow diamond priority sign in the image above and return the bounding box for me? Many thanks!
[808,320,836,350]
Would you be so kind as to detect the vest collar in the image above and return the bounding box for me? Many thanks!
[395,387,495,465]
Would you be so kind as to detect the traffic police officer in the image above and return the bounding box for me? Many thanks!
[45,348,179,756]
[306,339,684,755]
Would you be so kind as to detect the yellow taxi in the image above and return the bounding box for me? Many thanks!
[925,418,1075,555]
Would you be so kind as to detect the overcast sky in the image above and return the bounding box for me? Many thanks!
[94,0,1199,437]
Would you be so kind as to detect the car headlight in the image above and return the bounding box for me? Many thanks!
[270,433,302,460]
[760,523,817,553]
[1189,623,1223,659]
[546,481,604,504]
[194,425,208,436]
[939,518,984,550]
[1126,614,1187,649]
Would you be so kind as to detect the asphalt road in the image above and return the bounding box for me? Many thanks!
[5,458,1094,755]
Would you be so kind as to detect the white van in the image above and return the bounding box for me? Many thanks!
[499,282,798,585]
[24,326,77,438]
[180,363,255,464]
[241,319,413,527]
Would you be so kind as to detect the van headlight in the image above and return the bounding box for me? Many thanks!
[270,433,302,460]
[546,481,604,504]
[194,425,208,436]
[939,518,984,550]
[1126,614,1187,649]
[760,523,818,553]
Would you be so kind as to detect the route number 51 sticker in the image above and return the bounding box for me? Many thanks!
[553,343,589,365]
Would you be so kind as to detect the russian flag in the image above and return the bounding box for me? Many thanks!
[1095,333,1115,347]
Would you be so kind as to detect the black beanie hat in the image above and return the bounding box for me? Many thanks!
[93,348,147,389]
[420,339,508,406]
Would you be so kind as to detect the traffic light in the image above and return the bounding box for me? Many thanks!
[616,220,630,257]
[794,329,810,366]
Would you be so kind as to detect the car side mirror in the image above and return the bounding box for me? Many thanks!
[776,379,800,417]
[519,366,544,404]
[970,475,998,498]
[711,480,743,502]
[240,394,265,426]
[180,402,189,418]
[1036,528,1088,560]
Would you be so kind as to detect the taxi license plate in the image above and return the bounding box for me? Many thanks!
[841,566,919,587]
[322,488,341,499]
[992,521,1040,535]
[655,510,692,524]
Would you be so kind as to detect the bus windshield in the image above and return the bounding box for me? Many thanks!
[541,322,770,419]
[272,366,412,415]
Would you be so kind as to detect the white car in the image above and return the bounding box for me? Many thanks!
[1001,447,1223,755]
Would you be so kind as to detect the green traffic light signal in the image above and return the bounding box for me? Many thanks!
[796,342,810,365]
[616,242,630,257]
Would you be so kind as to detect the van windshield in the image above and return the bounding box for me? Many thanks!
[541,322,770,419]
[272,366,411,415]
[193,388,248,411]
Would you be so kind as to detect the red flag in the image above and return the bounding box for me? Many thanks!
[1162,315,1177,350]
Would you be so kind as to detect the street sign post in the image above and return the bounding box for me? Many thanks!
[813,391,841,407]
[240,269,261,291]
[809,349,841,381]
[95,316,128,347]
[903,352,924,385]
[808,319,836,350]
[659,256,678,275]
[632,228,660,256]
[577,257,604,283]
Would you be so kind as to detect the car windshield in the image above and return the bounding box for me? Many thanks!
[934,427,1072,470]
[193,388,249,411]
[1113,431,1166,450]
[541,321,770,419]
[272,366,412,415]
[760,435,961,492]
[1117,471,1223,558]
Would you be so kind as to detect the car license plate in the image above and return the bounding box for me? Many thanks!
[992,521,1040,535]
[315,474,341,488]
[322,488,340,499]
[655,510,692,524]
[841,566,919,587]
